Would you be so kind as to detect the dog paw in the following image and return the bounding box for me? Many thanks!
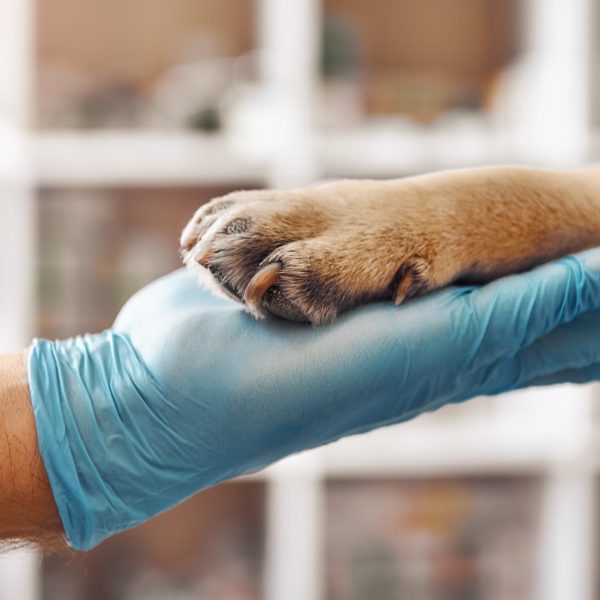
[180,184,441,325]
[182,167,600,324]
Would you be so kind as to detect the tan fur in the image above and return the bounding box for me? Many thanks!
[180,166,600,325]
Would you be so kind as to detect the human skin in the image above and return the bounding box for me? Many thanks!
[0,352,64,548]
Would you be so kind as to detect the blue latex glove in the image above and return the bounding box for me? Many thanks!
[28,249,600,550]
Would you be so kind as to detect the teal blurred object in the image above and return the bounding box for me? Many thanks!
[321,12,361,78]
[28,248,600,550]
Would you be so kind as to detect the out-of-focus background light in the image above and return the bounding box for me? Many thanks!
[0,1,599,599]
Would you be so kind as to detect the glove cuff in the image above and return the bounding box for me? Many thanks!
[28,333,150,550]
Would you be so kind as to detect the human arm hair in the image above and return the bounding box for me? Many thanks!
[0,352,65,549]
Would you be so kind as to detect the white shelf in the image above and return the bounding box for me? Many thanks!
[24,124,551,188]
[32,131,266,187]
[27,120,593,189]
[318,120,542,178]
[317,422,557,478]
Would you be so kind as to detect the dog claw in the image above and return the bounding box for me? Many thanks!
[181,238,196,252]
[244,263,282,312]
[394,271,414,305]
[191,240,214,265]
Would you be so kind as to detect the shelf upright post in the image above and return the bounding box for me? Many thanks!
[0,0,36,350]
[263,455,324,600]
[518,0,592,164]
[0,1,40,600]
[534,387,596,600]
[257,1,324,599]
[257,0,321,188]
[520,0,597,597]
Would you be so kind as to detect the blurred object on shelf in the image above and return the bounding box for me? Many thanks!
[326,477,541,599]
[149,52,259,132]
[36,0,255,130]
[318,13,364,128]
[37,185,250,338]
[364,69,481,123]
[42,482,265,600]
[320,0,521,126]
[321,12,361,80]
[37,63,148,129]
[35,0,522,132]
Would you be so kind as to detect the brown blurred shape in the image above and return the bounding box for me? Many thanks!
[36,0,254,87]
[325,0,520,119]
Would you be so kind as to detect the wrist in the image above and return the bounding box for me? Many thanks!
[0,351,64,548]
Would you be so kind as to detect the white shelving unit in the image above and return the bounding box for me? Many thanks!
[1,0,599,599]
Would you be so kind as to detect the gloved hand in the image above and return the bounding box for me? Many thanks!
[28,248,600,550]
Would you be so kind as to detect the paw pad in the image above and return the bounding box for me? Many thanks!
[226,218,250,235]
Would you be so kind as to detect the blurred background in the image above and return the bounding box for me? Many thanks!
[0,0,599,598]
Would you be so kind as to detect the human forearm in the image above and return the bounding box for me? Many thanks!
[0,352,64,548]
